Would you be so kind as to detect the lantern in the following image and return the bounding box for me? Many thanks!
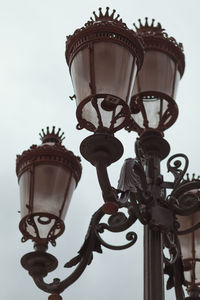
[178,213,200,293]
[176,181,200,297]
[16,127,82,246]
[65,7,144,134]
[128,18,185,135]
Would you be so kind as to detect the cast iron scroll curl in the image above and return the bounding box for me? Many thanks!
[94,206,138,250]
[167,153,189,189]
[166,179,200,237]
[31,203,138,295]
[167,193,200,216]
[94,227,137,251]
[96,207,137,233]
[167,180,200,216]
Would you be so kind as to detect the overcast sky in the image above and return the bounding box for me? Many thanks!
[1,0,200,299]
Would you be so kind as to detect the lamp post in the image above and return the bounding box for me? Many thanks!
[16,7,200,300]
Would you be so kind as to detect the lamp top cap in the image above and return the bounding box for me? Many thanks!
[39,126,65,144]
[133,17,184,52]
[16,127,82,182]
[66,7,144,70]
[66,7,129,40]
[134,18,164,35]
[87,7,125,26]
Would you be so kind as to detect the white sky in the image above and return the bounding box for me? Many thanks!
[1,0,200,299]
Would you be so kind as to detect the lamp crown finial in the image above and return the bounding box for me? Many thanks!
[133,17,184,54]
[133,17,164,35]
[85,7,124,26]
[39,126,65,144]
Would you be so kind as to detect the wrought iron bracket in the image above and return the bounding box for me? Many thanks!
[20,132,200,299]
[21,203,138,297]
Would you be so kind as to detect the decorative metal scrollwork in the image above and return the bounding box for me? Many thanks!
[76,94,130,133]
[24,204,138,296]
[167,180,200,216]
[94,208,138,250]
[167,154,189,189]
[20,213,64,247]
[97,210,137,233]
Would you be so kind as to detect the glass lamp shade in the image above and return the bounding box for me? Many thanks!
[178,211,200,291]
[176,186,200,292]
[16,128,82,246]
[128,18,185,135]
[66,7,144,133]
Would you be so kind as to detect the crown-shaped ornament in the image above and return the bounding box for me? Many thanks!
[182,173,200,184]
[39,126,65,144]
[133,17,165,36]
[133,17,184,59]
[84,7,125,27]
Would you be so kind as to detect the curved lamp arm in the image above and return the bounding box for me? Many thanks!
[21,204,138,297]
[95,158,118,204]
[33,247,93,294]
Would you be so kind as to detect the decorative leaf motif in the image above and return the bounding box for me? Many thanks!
[64,255,81,268]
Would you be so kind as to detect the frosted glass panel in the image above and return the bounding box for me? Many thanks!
[178,211,200,285]
[33,164,74,219]
[70,47,91,104]
[132,50,180,99]
[94,42,136,102]
[82,97,125,129]
[131,97,169,129]
[19,171,31,218]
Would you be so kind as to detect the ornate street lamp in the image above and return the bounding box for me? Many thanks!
[16,127,82,293]
[17,7,200,300]
[16,127,81,248]
[66,7,144,134]
[127,18,185,135]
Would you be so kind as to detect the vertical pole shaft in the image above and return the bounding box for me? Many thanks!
[143,148,165,300]
[144,225,164,300]
[137,132,170,300]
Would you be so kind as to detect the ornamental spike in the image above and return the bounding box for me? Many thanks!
[52,126,55,134]
[115,14,120,21]
[151,19,155,27]
[105,7,109,17]
[99,7,103,18]
[110,9,116,19]
[93,11,98,20]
